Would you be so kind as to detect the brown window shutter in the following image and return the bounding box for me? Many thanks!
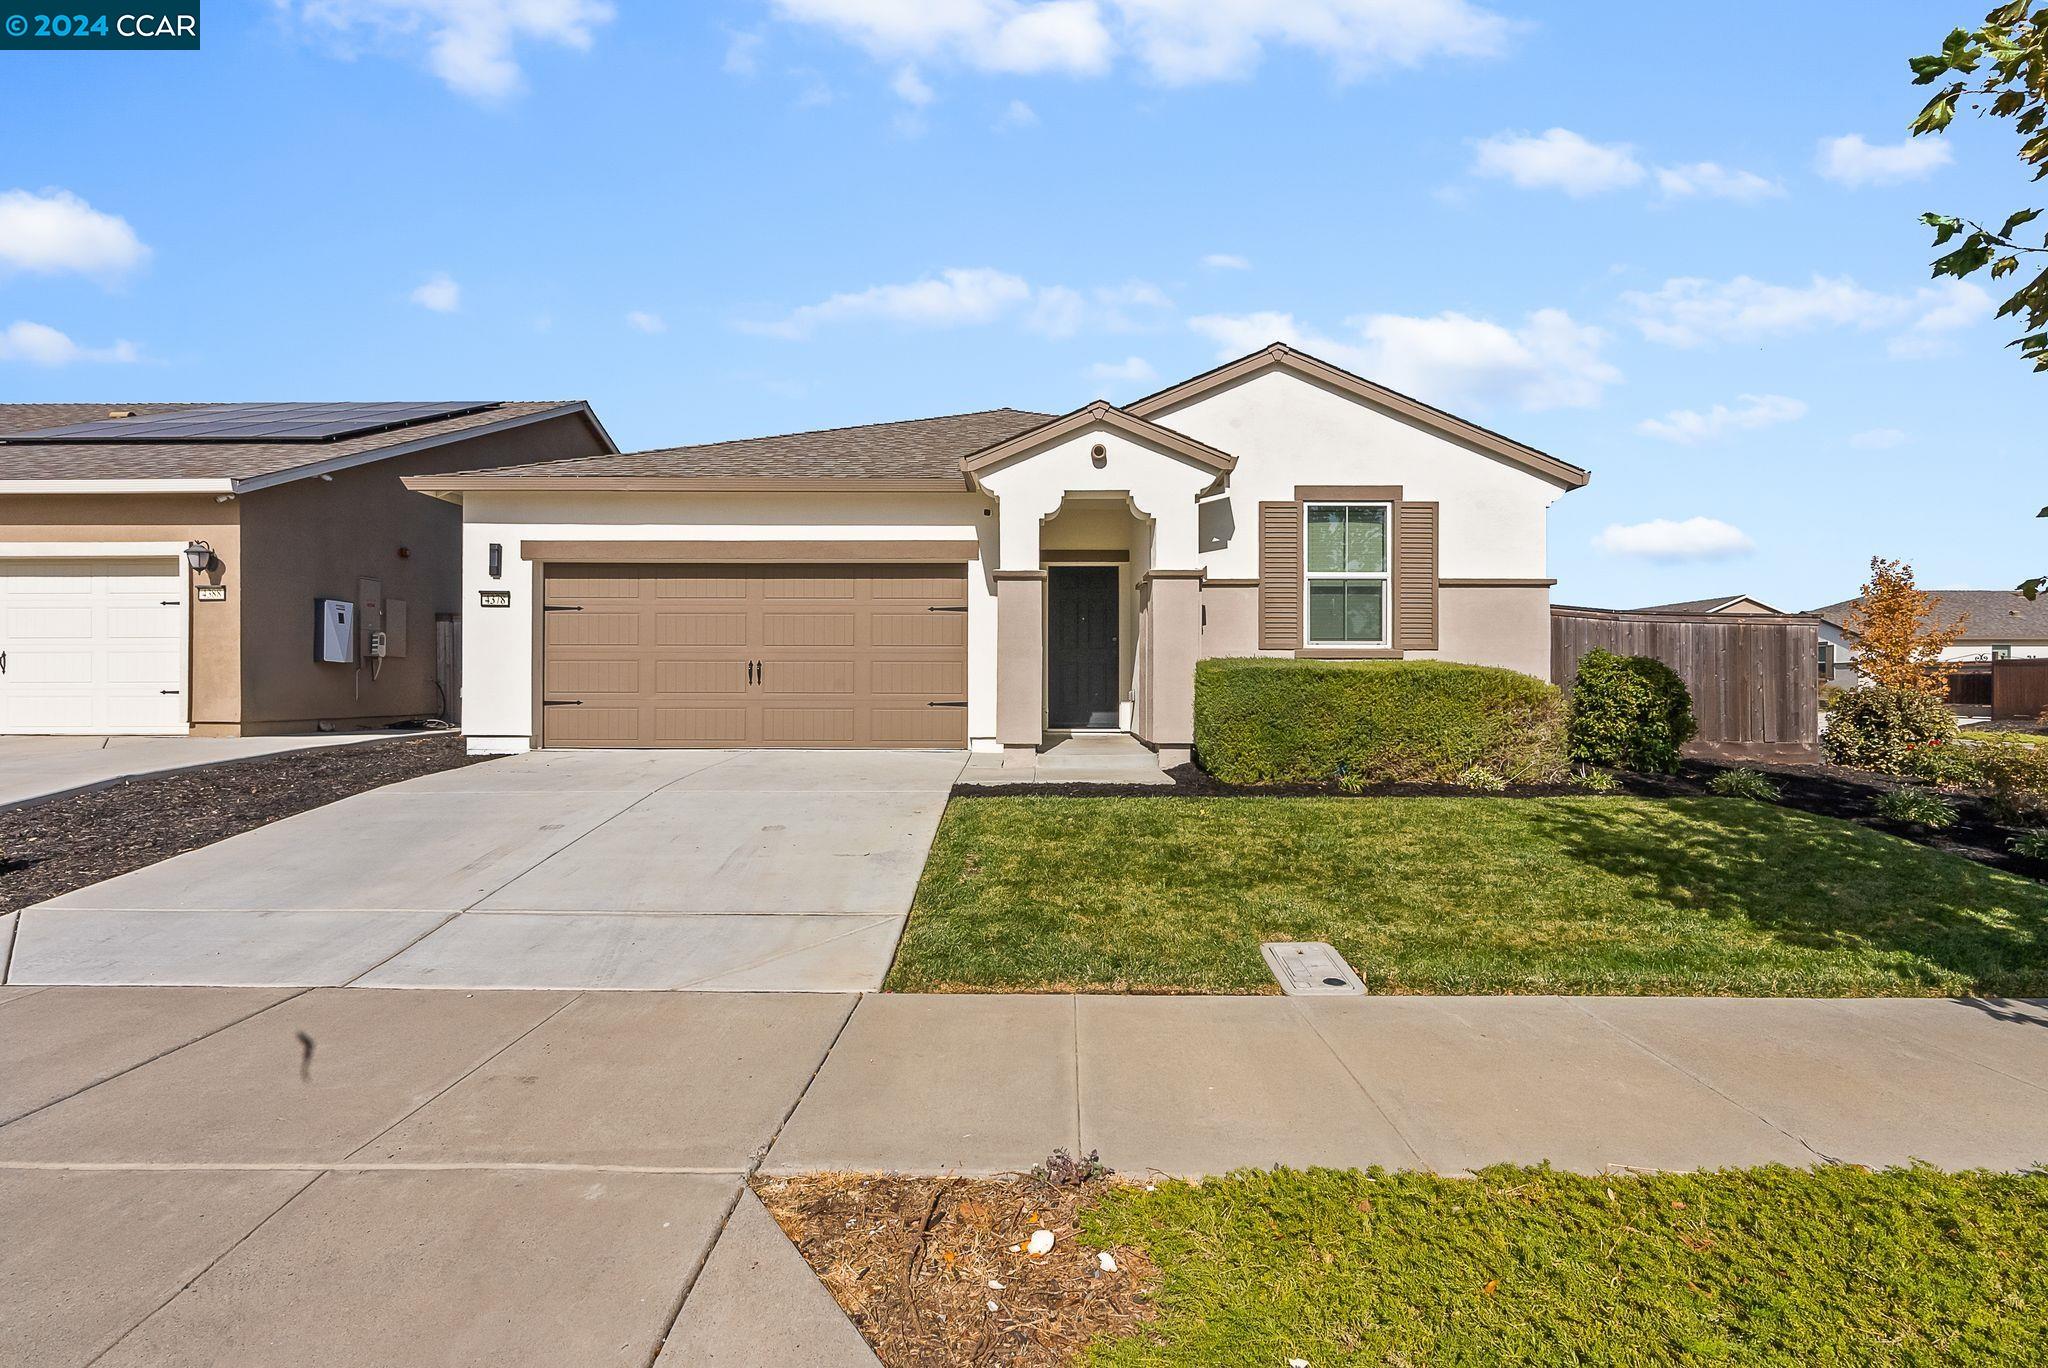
[1394,501,1439,651]
[1257,501,1302,650]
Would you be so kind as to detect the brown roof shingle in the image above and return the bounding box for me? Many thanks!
[1810,590,2048,639]
[0,401,595,484]
[460,408,1053,483]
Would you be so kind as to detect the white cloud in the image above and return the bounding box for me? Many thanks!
[1613,272,1933,348]
[1636,394,1806,445]
[288,0,614,101]
[1189,306,1620,412]
[1815,133,1953,188]
[0,188,150,281]
[0,320,139,366]
[1202,252,1250,270]
[743,268,1167,340]
[1089,355,1157,383]
[1654,161,1783,203]
[1848,427,1909,450]
[768,0,1509,88]
[1471,128,1643,196]
[1887,279,1992,357]
[996,98,1038,128]
[410,272,461,313]
[1594,517,1754,561]
[891,64,935,104]
[625,310,667,334]
[723,30,764,75]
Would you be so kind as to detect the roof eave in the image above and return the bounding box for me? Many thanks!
[1127,342,1591,491]
[234,401,612,494]
[959,401,1238,491]
[0,478,236,495]
[400,474,973,494]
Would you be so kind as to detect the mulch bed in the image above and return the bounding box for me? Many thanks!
[754,1172,1156,1367]
[953,757,2048,884]
[0,733,486,914]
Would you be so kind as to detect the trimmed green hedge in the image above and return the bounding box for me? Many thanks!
[1192,658,1568,787]
[1566,649,1698,774]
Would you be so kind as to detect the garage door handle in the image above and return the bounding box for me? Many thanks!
[927,700,966,707]
[927,605,967,612]
[544,605,583,612]
[160,689,180,695]
[544,699,583,707]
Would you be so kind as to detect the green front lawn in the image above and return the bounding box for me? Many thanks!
[1080,1165,2048,1365]
[886,795,2048,995]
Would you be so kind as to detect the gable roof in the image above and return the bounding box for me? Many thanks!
[1126,343,1590,490]
[958,401,1237,483]
[1811,589,2048,639]
[1634,594,1786,615]
[411,408,1051,492]
[0,401,612,491]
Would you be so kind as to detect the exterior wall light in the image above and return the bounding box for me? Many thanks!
[183,540,216,573]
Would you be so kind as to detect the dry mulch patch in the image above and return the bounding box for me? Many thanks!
[754,1169,1156,1367]
[0,732,485,914]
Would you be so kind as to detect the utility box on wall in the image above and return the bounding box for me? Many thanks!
[316,598,356,663]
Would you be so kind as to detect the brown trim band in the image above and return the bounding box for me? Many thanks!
[1203,577,1259,587]
[1295,484,1402,502]
[992,569,1049,581]
[520,539,977,563]
[407,476,968,494]
[1040,549,1129,563]
[1295,647,1405,660]
[960,401,1237,476]
[1141,568,1206,582]
[1440,577,1558,588]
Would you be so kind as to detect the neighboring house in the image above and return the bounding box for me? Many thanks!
[0,401,615,735]
[1810,589,2048,688]
[1632,594,1787,616]
[409,344,1589,767]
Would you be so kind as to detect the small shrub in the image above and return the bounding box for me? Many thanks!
[1455,765,1509,792]
[1568,766,1619,793]
[1566,650,1697,774]
[1708,768,1780,802]
[1821,686,1958,774]
[1193,659,1568,787]
[2011,830,2048,860]
[1033,1148,1110,1187]
[1873,787,1958,830]
[1975,744,2048,825]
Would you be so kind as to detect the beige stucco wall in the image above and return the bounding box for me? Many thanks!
[0,493,243,729]
[237,413,608,731]
[1199,582,1259,658]
[1200,579,1550,677]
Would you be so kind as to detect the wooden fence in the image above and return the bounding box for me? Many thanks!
[1551,606,1822,763]
[1993,658,2048,720]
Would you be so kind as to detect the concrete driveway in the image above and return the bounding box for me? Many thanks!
[0,731,393,812]
[6,748,965,992]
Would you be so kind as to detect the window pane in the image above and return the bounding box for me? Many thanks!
[1306,506,1347,572]
[1344,506,1387,573]
[1308,582,1349,642]
[1345,581,1385,643]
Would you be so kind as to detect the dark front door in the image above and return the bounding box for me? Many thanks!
[1047,566,1120,729]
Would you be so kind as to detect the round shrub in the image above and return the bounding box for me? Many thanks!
[1192,659,1568,787]
[1821,686,1958,774]
[1566,650,1697,774]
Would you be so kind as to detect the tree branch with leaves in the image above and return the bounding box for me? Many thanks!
[1910,4,2048,596]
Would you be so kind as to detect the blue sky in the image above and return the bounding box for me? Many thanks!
[1,1,2039,610]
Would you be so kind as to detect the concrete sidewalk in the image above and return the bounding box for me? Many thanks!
[5,987,2047,1366]
[0,731,396,813]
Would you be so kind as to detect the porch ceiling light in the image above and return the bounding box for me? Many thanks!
[183,539,215,573]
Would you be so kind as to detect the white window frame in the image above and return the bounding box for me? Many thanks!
[1992,643,2014,661]
[1302,501,1392,649]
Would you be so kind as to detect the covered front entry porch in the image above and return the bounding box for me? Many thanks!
[966,402,1234,772]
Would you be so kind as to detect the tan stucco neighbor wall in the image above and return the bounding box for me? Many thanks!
[0,493,243,729]
[1196,579,1549,679]
[236,413,608,732]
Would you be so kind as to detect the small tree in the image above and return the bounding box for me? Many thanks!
[1844,558,1971,694]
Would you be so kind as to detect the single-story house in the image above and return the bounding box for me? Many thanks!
[1811,589,2048,688]
[1632,594,1787,616]
[408,344,1589,767]
[0,401,614,735]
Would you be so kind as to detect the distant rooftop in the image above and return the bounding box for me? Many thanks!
[1811,589,2048,639]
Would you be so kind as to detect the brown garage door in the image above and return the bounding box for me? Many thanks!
[541,563,968,748]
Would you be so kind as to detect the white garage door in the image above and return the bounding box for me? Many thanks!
[0,557,189,734]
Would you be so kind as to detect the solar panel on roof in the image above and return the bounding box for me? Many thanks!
[0,401,501,444]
